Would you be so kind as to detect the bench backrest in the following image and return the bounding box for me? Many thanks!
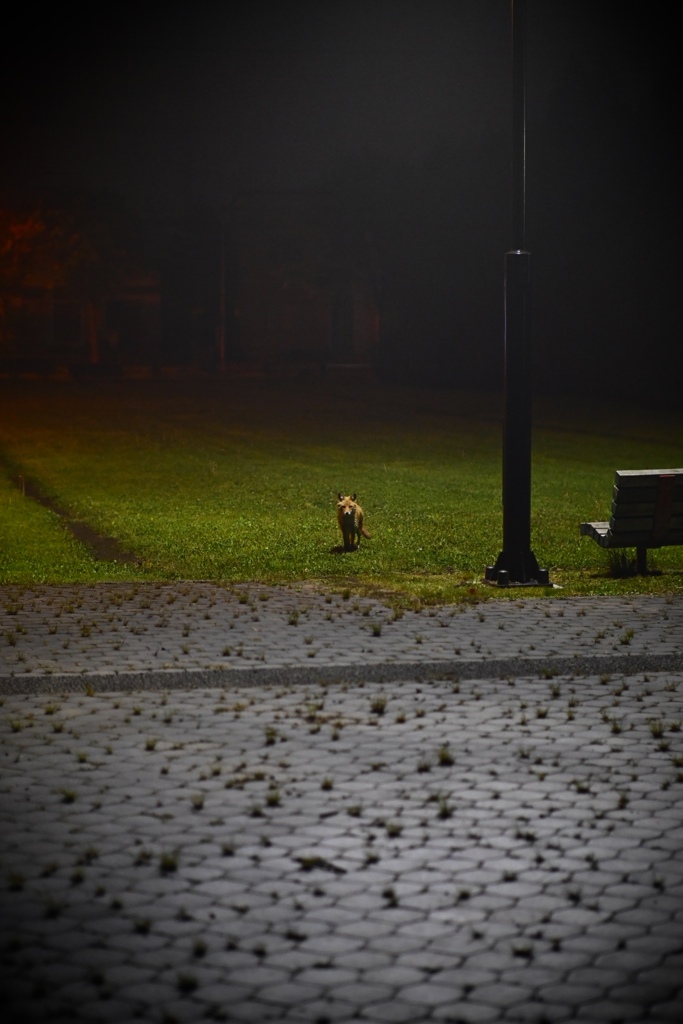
[611,469,683,546]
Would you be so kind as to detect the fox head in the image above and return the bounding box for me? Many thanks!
[337,493,357,516]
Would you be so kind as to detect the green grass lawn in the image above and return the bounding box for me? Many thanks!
[1,374,681,603]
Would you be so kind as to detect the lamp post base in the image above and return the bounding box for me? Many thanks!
[485,553,550,587]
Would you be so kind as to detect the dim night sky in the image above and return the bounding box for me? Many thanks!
[2,1,678,398]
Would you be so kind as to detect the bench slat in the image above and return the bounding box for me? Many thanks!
[611,500,683,517]
[609,514,683,533]
[612,486,683,505]
[609,517,654,533]
[614,469,683,485]
[580,521,683,548]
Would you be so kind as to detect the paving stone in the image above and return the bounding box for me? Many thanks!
[647,1001,683,1022]
[76,999,143,1023]
[287,998,362,1022]
[364,963,425,987]
[574,999,652,1021]
[400,980,463,1007]
[296,937,366,958]
[364,1000,428,1023]
[533,949,594,972]
[328,979,395,1006]
[487,1005,551,1023]
[190,980,257,1005]
[258,979,325,1006]
[334,949,393,971]
[431,1001,499,1022]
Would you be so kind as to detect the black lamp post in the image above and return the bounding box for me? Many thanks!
[486,0,549,587]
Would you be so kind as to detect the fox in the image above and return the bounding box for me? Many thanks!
[337,493,370,551]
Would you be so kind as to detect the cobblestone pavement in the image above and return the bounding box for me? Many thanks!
[0,583,681,691]
[1,584,682,1023]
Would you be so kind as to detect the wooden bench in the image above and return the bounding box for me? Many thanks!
[580,469,683,573]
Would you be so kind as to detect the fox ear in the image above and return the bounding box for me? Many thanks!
[351,493,356,501]
[338,493,344,501]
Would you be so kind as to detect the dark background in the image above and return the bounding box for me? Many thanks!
[2,1,678,400]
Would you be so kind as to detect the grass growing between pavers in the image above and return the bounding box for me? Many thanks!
[0,375,681,602]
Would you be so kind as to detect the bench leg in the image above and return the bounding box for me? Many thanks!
[636,546,648,575]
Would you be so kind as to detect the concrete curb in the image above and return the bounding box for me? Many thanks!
[2,650,681,693]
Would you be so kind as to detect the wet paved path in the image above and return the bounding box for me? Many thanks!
[1,584,682,1023]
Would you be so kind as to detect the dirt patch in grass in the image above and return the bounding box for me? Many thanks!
[6,464,140,565]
